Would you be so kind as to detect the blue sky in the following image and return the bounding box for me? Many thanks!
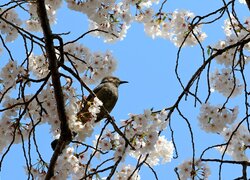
[0,0,249,179]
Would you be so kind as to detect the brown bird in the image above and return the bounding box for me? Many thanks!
[51,76,128,151]
[77,76,128,123]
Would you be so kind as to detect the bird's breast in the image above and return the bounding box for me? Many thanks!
[97,85,118,112]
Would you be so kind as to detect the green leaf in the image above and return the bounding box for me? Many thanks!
[207,46,211,56]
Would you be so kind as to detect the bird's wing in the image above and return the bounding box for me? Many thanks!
[77,84,103,119]
[85,84,103,102]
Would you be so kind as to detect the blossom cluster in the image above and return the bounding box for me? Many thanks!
[66,0,132,42]
[93,109,174,167]
[213,39,240,67]
[65,0,206,45]
[29,148,141,180]
[25,0,62,31]
[37,85,103,141]
[29,54,50,78]
[53,147,88,179]
[26,163,47,179]
[0,98,31,152]
[138,135,174,166]
[0,8,22,42]
[27,147,89,179]
[27,42,117,84]
[70,97,103,142]
[177,159,211,180]
[115,164,141,180]
[0,54,110,175]
[0,61,28,150]
[0,76,103,167]
[0,80,78,154]
[125,110,173,166]
[210,68,243,97]
[139,9,207,46]
[0,78,105,177]
[64,43,117,84]
[217,124,250,161]
[35,85,64,135]
[208,13,250,103]
[0,88,56,151]
[198,102,238,133]
[0,60,26,93]
[213,15,250,67]
[0,1,208,52]
[0,82,57,152]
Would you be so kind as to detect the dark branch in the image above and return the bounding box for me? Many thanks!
[36,1,72,179]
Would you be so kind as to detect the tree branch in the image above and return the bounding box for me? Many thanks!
[245,0,250,11]
[166,35,250,121]
[36,1,72,179]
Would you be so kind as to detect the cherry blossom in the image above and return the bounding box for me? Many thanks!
[0,1,249,179]
[177,159,211,180]
[217,124,250,161]
[198,103,238,133]
[0,8,21,42]
[64,43,117,84]
[210,68,243,97]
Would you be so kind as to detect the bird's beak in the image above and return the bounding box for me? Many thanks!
[119,80,128,84]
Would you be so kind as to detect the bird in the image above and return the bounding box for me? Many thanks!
[51,76,128,151]
[77,76,128,123]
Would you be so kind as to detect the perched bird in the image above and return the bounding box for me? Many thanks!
[51,76,128,151]
[77,76,128,123]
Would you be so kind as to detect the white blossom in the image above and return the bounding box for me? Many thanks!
[29,54,50,78]
[25,1,62,31]
[50,146,89,179]
[115,164,140,180]
[217,124,249,161]
[210,68,243,97]
[0,60,26,93]
[0,9,21,42]
[121,109,173,166]
[177,159,211,180]
[64,43,117,84]
[198,103,238,133]
[140,9,207,46]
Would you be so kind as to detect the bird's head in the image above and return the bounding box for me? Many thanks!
[101,76,128,87]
